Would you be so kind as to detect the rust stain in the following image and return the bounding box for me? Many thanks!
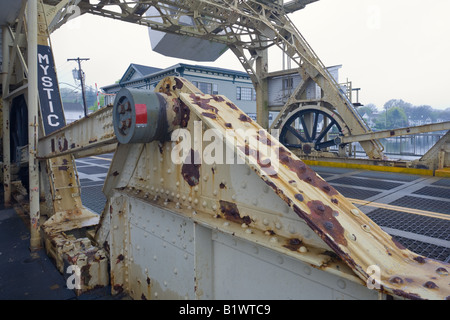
[202,112,217,119]
[189,93,218,114]
[212,95,225,102]
[116,254,124,264]
[239,114,251,122]
[278,146,337,195]
[226,101,238,110]
[283,238,303,251]
[181,149,201,187]
[174,77,184,90]
[306,200,347,246]
[58,138,68,152]
[173,99,190,128]
[219,200,251,225]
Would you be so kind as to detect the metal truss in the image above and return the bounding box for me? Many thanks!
[42,0,385,159]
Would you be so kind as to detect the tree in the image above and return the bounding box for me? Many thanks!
[387,107,408,128]
[357,103,378,118]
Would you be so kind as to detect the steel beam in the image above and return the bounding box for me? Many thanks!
[2,26,12,206]
[338,122,450,144]
[37,105,116,159]
[28,0,41,250]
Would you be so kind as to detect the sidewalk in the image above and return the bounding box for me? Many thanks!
[0,203,117,300]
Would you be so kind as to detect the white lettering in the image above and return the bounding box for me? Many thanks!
[179,304,213,318]
[41,76,53,87]
[38,53,49,64]
[48,114,60,127]
[48,101,54,113]
[43,87,54,99]
[66,265,81,290]
[171,129,191,165]
[39,64,49,75]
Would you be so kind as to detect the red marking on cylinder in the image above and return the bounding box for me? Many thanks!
[135,104,147,125]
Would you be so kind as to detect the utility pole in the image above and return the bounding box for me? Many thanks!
[67,57,90,116]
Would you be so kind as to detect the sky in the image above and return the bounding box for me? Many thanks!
[50,0,450,110]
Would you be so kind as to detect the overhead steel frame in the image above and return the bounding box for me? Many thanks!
[42,0,385,160]
[42,0,450,167]
[1,0,449,299]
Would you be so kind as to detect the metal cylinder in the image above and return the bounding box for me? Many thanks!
[113,88,168,144]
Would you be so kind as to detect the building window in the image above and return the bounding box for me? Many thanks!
[283,77,293,90]
[237,86,256,101]
[192,81,217,95]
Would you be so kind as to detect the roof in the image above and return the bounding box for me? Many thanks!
[102,63,250,91]
[119,63,163,83]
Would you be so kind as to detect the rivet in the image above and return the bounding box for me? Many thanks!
[241,223,248,228]
[361,224,371,232]
[245,228,253,234]
[202,201,207,207]
[269,236,278,243]
[436,267,448,276]
[304,266,312,275]
[277,255,284,264]
[351,209,360,216]
[263,218,269,226]
[167,169,171,174]
[194,186,199,192]
[337,279,346,289]
[288,225,296,234]
[299,246,307,253]
[346,232,357,241]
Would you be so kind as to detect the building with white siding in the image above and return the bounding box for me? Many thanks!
[101,63,257,116]
[102,63,343,126]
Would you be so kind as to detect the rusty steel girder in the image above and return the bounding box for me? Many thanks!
[91,77,449,300]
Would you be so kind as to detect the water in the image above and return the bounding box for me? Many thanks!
[330,132,445,158]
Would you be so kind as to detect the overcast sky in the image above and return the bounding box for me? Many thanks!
[50,0,450,110]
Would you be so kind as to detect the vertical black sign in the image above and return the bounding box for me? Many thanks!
[37,44,66,135]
